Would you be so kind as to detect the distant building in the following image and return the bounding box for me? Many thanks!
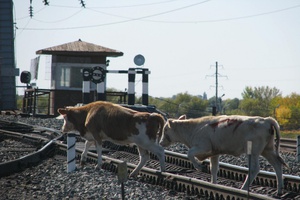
[0,0,19,110]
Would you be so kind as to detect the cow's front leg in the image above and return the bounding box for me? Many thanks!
[94,140,103,170]
[81,140,94,165]
[187,147,205,171]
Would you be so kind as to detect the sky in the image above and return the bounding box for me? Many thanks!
[13,0,300,100]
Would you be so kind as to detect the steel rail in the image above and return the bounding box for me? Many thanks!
[0,119,299,199]
[1,128,299,199]
[280,138,297,152]
[0,129,57,177]
[54,142,276,200]
[100,140,300,194]
[164,149,300,194]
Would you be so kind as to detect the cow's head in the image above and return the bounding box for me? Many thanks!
[159,115,186,147]
[57,108,75,133]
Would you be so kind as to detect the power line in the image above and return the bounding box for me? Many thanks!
[140,4,300,23]
[51,2,300,24]
[32,9,84,23]
[17,2,300,30]
[48,0,179,9]
[17,0,211,30]
[86,0,180,9]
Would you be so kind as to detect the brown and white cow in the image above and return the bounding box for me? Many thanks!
[159,115,286,195]
[57,101,166,177]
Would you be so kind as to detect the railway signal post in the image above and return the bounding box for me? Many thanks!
[67,133,77,173]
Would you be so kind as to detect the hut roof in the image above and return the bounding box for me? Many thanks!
[36,39,123,57]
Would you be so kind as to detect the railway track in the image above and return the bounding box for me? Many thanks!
[280,138,298,152]
[0,119,299,199]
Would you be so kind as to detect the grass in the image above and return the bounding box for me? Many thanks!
[281,130,300,139]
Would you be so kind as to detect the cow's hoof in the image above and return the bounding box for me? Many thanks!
[193,164,202,170]
[192,161,206,170]
[129,172,138,178]
[80,161,86,166]
[94,165,102,171]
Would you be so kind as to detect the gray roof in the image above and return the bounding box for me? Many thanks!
[36,39,123,57]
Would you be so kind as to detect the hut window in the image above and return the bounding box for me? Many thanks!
[60,67,82,88]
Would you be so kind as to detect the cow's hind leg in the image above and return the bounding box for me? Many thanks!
[262,151,284,195]
[81,140,94,165]
[241,155,260,191]
[144,143,166,173]
[210,155,219,184]
[130,146,150,177]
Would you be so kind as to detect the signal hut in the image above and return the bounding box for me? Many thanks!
[22,39,123,116]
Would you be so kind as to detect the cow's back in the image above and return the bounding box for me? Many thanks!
[85,101,137,141]
[171,115,275,156]
[208,115,274,155]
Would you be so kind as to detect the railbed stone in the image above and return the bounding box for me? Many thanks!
[1,115,299,199]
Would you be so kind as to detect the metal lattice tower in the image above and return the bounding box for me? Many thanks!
[206,62,227,114]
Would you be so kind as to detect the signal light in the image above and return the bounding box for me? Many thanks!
[20,71,31,84]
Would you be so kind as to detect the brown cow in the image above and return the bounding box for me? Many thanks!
[159,115,286,195]
[58,101,166,177]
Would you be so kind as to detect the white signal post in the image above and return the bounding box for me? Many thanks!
[67,133,76,173]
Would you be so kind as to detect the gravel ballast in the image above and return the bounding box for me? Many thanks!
[0,155,192,200]
[1,115,299,199]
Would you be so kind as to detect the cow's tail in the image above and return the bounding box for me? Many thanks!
[266,117,288,168]
[150,113,166,143]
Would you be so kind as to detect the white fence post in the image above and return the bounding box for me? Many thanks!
[67,133,76,172]
[297,135,300,162]
[247,141,252,197]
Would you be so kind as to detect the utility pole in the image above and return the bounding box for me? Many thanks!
[206,61,227,115]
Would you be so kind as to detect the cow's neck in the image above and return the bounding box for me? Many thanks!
[70,110,88,136]
[174,124,194,148]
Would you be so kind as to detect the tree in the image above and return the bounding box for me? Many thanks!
[222,98,240,114]
[239,98,264,116]
[150,97,178,118]
[240,86,281,116]
[271,93,300,129]
[151,92,209,118]
[242,86,281,100]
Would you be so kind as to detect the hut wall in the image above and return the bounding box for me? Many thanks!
[51,89,96,115]
[50,55,107,115]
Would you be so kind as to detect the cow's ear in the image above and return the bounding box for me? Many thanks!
[167,119,174,128]
[178,115,186,120]
[57,108,68,115]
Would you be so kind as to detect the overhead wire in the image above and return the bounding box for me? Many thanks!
[15,2,300,31]
[31,9,84,23]
[51,0,178,9]
[87,3,300,24]
[18,0,211,30]
[84,0,210,22]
